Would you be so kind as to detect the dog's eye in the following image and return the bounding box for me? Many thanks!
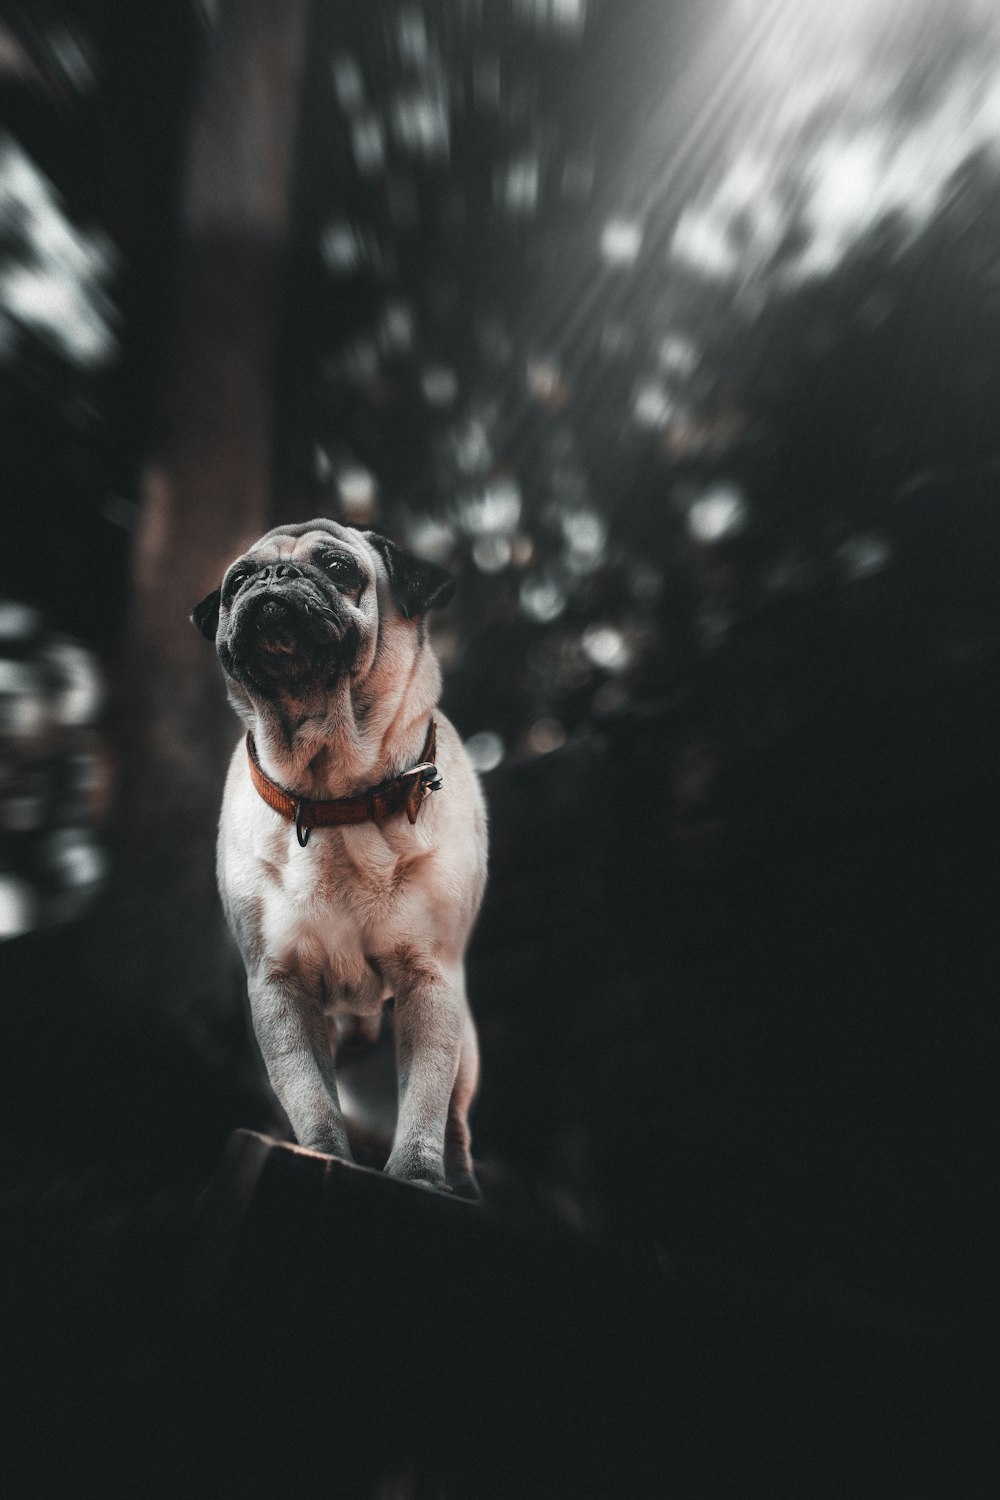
[320,554,363,592]
[221,564,255,605]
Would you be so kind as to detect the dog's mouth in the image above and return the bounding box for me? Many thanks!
[253,597,304,658]
[221,581,358,691]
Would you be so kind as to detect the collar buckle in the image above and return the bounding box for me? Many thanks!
[401,762,441,824]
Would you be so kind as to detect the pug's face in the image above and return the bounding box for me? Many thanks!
[191,519,454,728]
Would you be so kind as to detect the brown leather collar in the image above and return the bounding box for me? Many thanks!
[246,719,441,847]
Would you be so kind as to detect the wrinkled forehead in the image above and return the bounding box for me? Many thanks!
[243,523,373,568]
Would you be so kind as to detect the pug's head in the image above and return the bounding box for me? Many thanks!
[191,519,454,735]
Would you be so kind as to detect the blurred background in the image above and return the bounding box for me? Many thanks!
[1,0,997,1492]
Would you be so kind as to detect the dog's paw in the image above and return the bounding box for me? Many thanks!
[407,1176,454,1195]
[384,1157,452,1194]
[297,1131,355,1162]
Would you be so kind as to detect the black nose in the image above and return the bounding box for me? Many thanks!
[259,563,303,583]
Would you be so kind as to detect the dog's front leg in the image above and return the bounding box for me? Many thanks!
[384,955,464,1190]
[248,970,354,1161]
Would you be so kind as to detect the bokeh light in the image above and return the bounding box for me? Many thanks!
[600,218,643,265]
[520,576,567,623]
[336,466,378,522]
[525,716,566,755]
[459,478,522,538]
[464,730,504,773]
[687,484,747,544]
[581,624,630,674]
[0,136,115,366]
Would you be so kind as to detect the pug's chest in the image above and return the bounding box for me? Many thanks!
[258,828,419,1011]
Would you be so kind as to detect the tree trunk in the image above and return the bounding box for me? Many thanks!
[94,0,307,1045]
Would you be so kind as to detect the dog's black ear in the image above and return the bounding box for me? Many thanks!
[190,588,222,641]
[367,534,455,619]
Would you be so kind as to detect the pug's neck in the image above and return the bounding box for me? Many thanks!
[241,653,442,801]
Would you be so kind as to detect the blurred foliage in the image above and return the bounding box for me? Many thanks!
[0,2,199,641]
[0,599,106,938]
[271,0,1000,791]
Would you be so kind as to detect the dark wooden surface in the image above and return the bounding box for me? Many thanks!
[186,1129,674,1498]
[0,1085,992,1498]
[172,1129,991,1500]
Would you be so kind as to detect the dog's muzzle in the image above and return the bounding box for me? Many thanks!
[224,566,355,686]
